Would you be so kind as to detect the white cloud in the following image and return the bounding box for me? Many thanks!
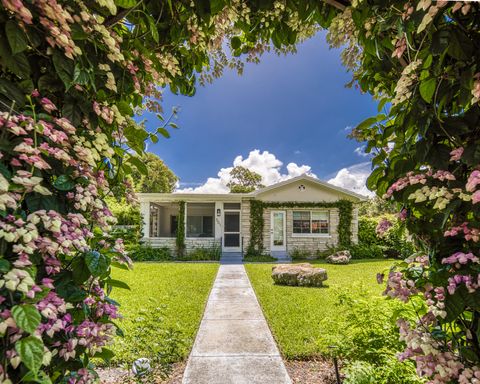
[176,149,317,193]
[328,162,373,197]
[354,145,370,157]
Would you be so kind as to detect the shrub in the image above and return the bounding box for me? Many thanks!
[129,245,172,262]
[180,245,221,261]
[357,216,414,259]
[348,243,385,259]
[322,288,422,384]
[289,247,312,260]
[243,254,277,262]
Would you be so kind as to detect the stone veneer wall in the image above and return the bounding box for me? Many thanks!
[144,237,220,252]
[351,207,359,244]
[240,200,251,253]
[262,208,340,255]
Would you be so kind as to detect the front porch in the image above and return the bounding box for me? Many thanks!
[139,194,246,254]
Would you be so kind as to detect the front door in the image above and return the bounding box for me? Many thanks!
[223,211,241,252]
[270,211,286,251]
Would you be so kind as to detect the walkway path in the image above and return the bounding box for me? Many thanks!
[182,261,291,384]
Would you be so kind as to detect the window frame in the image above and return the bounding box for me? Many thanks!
[292,210,330,237]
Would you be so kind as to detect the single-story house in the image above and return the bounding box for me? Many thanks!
[138,175,366,256]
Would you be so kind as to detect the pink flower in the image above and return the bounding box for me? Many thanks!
[442,252,479,265]
[466,170,480,192]
[472,190,480,204]
[449,147,464,161]
[40,97,57,113]
[376,218,393,236]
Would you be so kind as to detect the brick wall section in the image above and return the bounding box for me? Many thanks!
[241,200,251,252]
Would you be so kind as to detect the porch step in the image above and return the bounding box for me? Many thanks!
[220,252,243,265]
[270,251,292,263]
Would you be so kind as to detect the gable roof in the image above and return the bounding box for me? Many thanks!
[249,174,367,201]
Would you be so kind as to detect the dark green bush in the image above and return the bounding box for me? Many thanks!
[349,243,385,259]
[357,216,415,259]
[180,245,221,261]
[129,244,172,261]
[243,254,277,262]
[289,247,312,260]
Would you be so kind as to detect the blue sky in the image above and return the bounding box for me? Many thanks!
[145,31,378,195]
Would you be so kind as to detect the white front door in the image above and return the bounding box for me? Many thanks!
[223,210,241,252]
[270,211,286,251]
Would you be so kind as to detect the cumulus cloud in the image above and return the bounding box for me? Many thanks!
[176,149,317,193]
[327,162,373,197]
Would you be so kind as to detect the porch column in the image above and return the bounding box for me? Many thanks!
[214,201,223,242]
[140,200,150,239]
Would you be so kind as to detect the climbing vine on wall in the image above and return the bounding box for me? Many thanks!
[248,200,354,254]
[176,201,186,257]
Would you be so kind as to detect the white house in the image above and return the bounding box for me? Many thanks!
[138,175,366,256]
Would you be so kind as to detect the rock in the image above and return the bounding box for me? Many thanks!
[132,358,151,377]
[272,263,327,287]
[326,250,351,265]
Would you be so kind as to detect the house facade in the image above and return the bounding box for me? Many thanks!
[138,175,365,256]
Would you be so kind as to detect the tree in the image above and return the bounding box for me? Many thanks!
[132,153,178,193]
[227,166,264,193]
[336,2,480,382]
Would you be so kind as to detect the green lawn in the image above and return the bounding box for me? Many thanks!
[108,263,218,366]
[245,259,394,359]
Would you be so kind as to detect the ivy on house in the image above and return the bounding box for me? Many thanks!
[247,199,354,254]
[176,201,186,257]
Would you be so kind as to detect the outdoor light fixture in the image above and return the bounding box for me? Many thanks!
[216,208,221,217]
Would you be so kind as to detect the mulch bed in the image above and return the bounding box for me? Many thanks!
[99,358,341,384]
[285,358,342,384]
[98,362,185,384]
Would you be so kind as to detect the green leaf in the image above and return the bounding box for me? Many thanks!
[53,175,75,191]
[146,15,159,43]
[366,168,383,191]
[93,348,115,362]
[22,370,52,384]
[231,36,241,50]
[12,305,41,334]
[419,78,436,103]
[111,261,129,270]
[157,127,170,138]
[377,97,389,113]
[114,0,136,8]
[0,78,25,107]
[15,336,44,374]
[71,257,91,284]
[127,156,148,175]
[85,251,109,277]
[0,258,10,273]
[73,65,90,85]
[52,50,74,89]
[107,278,130,290]
[6,21,28,54]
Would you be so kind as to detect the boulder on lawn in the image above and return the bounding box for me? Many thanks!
[272,263,327,287]
[326,250,351,265]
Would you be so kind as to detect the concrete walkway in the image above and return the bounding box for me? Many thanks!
[182,264,291,384]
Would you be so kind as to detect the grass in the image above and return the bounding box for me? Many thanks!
[108,262,218,367]
[245,259,395,359]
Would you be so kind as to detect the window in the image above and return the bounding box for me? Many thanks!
[186,203,215,237]
[293,211,329,235]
